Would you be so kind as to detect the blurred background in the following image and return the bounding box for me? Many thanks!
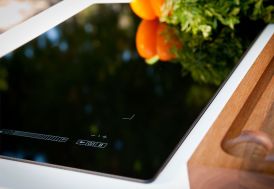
[0,0,60,33]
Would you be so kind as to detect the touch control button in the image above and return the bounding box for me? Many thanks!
[76,139,108,149]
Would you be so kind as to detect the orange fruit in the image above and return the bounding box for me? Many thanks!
[156,23,182,61]
[130,0,157,20]
[150,0,164,17]
[136,19,159,59]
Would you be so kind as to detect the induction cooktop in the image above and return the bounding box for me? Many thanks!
[0,3,265,182]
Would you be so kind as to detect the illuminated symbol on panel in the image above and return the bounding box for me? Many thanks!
[76,139,108,149]
[102,135,107,139]
[77,140,88,145]
[90,134,107,139]
[0,130,2,134]
[122,114,135,120]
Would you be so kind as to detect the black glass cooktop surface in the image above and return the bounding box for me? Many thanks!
[0,3,265,181]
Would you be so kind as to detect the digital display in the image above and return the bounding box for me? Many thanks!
[0,3,264,181]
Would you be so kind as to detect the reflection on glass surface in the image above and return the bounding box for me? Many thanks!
[130,0,271,85]
[0,0,61,33]
[0,4,266,180]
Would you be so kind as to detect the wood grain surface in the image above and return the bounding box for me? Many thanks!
[188,35,274,189]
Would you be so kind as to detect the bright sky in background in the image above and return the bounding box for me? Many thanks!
[0,0,53,33]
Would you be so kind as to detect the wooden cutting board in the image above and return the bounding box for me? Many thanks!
[188,34,274,189]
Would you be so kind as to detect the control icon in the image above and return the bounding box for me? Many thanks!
[90,134,107,139]
[78,140,86,145]
[76,139,108,149]
[122,114,135,120]
[102,135,107,139]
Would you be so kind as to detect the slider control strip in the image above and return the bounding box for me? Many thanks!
[0,129,69,143]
